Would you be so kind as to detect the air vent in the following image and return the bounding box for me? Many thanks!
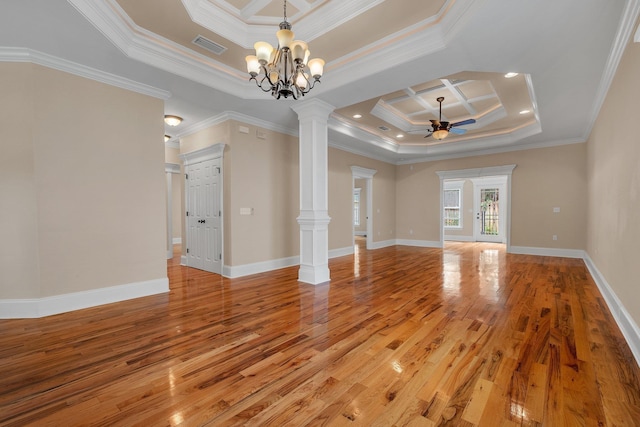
[378,125,390,131]
[192,35,227,55]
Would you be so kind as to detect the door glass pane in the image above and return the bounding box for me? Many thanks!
[480,188,499,236]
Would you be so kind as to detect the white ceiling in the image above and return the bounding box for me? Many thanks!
[1,0,638,164]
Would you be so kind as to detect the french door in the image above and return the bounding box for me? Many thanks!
[473,177,507,243]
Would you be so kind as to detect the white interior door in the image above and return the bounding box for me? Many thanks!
[186,158,222,274]
[473,177,507,243]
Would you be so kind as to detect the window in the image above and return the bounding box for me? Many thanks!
[353,188,361,226]
[443,181,464,229]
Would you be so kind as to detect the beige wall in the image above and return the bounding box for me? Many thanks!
[180,121,299,266]
[586,38,640,325]
[180,121,396,266]
[0,63,167,299]
[328,149,396,247]
[396,143,587,249]
[0,63,40,298]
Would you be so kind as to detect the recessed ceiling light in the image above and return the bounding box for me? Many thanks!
[504,72,519,78]
[396,134,404,138]
[353,114,362,119]
[519,109,531,114]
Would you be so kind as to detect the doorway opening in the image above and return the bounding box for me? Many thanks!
[437,165,515,250]
[351,166,376,250]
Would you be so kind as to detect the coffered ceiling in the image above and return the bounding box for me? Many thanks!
[2,0,638,163]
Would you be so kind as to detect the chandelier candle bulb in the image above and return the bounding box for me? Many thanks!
[276,29,294,49]
[254,42,274,63]
[291,41,308,63]
[308,58,325,78]
[245,55,260,75]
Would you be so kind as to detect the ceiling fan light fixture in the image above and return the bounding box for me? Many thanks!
[432,129,449,140]
[164,115,183,126]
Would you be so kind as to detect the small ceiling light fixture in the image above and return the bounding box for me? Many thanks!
[164,135,171,142]
[164,115,183,126]
[396,134,404,138]
[245,0,324,99]
[353,114,362,119]
[504,72,519,78]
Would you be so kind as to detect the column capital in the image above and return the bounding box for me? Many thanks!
[290,98,335,121]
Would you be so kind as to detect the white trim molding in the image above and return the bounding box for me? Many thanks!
[584,253,640,366]
[180,143,226,165]
[0,47,171,99]
[444,235,474,242]
[509,246,585,259]
[0,278,169,319]
[221,246,354,279]
[395,239,441,248]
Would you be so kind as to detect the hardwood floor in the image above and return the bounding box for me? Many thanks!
[1,240,640,426]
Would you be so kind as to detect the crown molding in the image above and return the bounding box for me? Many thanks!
[0,47,171,99]
[67,0,475,101]
[182,0,387,48]
[583,0,640,140]
[174,110,298,141]
[68,0,255,97]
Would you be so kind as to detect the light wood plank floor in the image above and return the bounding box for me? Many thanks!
[1,240,640,426]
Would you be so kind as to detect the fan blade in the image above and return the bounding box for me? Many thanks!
[450,118,476,127]
[450,128,467,135]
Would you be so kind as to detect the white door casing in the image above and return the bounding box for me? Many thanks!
[180,144,225,275]
[436,165,516,250]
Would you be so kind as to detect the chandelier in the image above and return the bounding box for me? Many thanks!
[245,0,325,99]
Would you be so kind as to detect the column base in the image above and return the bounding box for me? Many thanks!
[298,264,330,285]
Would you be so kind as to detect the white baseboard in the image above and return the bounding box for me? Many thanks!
[369,239,397,250]
[444,235,474,242]
[180,255,187,266]
[395,239,442,248]
[0,278,169,319]
[167,249,173,260]
[223,255,300,278]
[172,237,182,244]
[509,246,585,259]
[221,246,354,279]
[584,253,640,367]
[329,246,354,259]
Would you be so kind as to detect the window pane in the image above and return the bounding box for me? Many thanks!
[444,189,460,208]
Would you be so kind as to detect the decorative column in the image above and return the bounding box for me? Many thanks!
[291,99,335,285]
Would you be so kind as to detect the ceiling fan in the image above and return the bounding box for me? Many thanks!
[425,97,476,140]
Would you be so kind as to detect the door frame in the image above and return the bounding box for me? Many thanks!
[165,163,181,259]
[436,164,516,251]
[471,176,507,243]
[351,166,376,250]
[179,143,226,273]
